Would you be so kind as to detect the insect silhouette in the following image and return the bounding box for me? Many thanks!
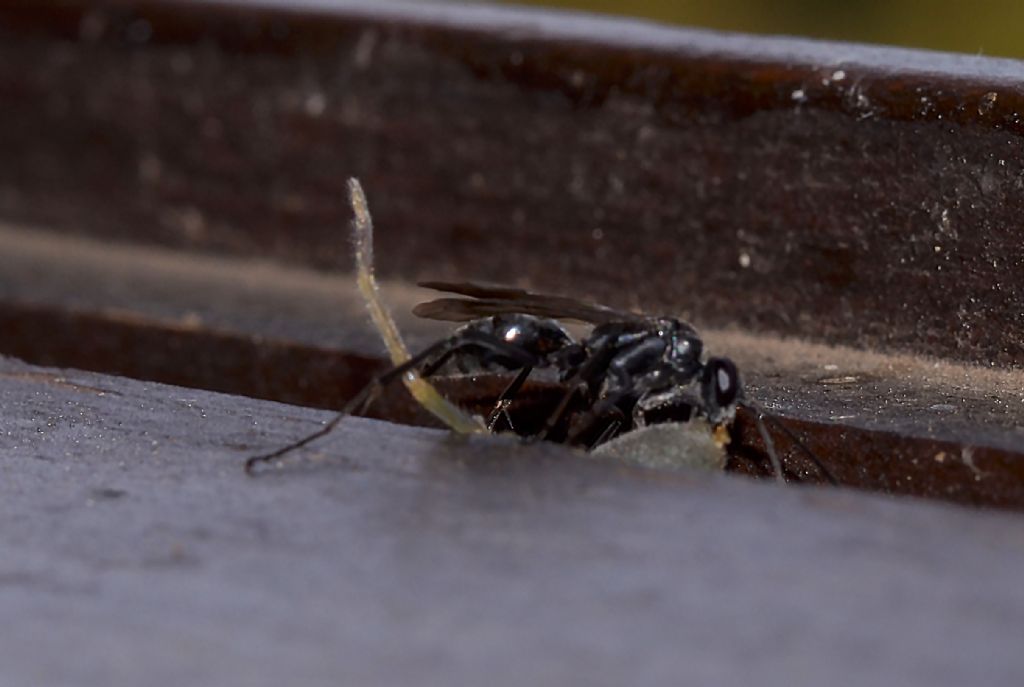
[411,282,738,443]
[246,179,835,485]
[411,282,834,484]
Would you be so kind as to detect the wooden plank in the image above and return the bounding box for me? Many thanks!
[1,356,1023,685]
[1,224,1022,508]
[0,0,1023,365]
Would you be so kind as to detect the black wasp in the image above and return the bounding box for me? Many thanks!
[247,279,835,484]
[410,281,741,446]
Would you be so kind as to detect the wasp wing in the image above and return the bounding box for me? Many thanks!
[414,280,638,325]
[417,281,535,301]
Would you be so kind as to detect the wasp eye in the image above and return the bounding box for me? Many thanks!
[714,358,739,404]
[716,365,733,398]
[702,357,740,423]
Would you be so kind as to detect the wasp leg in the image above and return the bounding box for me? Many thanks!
[565,392,629,447]
[413,332,538,433]
[363,331,538,423]
[631,387,697,429]
[246,332,540,474]
[417,332,537,379]
[589,418,622,450]
[245,336,459,474]
[535,341,617,442]
[486,366,533,432]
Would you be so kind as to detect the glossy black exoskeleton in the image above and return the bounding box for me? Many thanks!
[247,278,834,484]
[244,178,831,482]
[419,313,577,376]
[411,282,743,445]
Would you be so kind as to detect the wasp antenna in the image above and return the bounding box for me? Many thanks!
[589,418,622,450]
[742,396,837,486]
[762,414,838,486]
[740,396,786,483]
[753,410,787,484]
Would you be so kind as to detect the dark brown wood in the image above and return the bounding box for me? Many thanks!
[0,0,1023,506]
[1,224,1021,509]
[1,0,1023,365]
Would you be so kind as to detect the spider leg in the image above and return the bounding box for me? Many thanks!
[349,178,482,435]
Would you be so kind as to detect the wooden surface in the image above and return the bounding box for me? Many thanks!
[0,0,1022,507]
[1,356,1023,686]
[1,223,1023,507]
[1,2,1023,680]
[0,0,1023,365]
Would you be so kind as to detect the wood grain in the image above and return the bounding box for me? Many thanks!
[0,0,1023,364]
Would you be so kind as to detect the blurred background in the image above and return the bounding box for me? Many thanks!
[498,0,1024,59]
